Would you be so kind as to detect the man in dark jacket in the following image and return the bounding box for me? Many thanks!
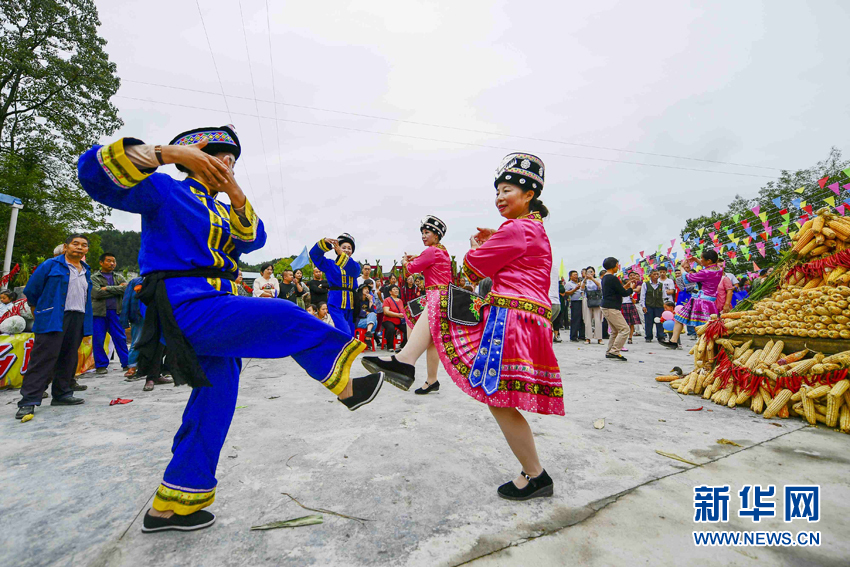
[16,234,94,420]
[91,253,129,374]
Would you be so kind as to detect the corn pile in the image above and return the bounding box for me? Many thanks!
[790,209,850,260]
[658,208,850,434]
[724,285,850,339]
[662,327,850,432]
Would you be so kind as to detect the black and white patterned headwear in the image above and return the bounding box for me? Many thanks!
[169,124,241,174]
[494,153,545,194]
[420,215,447,239]
[337,233,355,253]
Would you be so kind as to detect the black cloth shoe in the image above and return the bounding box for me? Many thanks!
[71,381,87,391]
[361,355,415,391]
[661,339,680,349]
[339,372,384,411]
[414,380,440,395]
[142,509,216,533]
[50,396,84,406]
[606,353,627,361]
[497,470,554,501]
[95,367,108,375]
[15,405,34,420]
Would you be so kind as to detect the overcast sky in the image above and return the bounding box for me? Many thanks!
[94,0,850,270]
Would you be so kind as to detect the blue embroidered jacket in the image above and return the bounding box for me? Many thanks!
[309,240,359,310]
[77,138,266,300]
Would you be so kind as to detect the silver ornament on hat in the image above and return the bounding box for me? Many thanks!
[520,159,531,169]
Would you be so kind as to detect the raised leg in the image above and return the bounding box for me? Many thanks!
[488,406,543,488]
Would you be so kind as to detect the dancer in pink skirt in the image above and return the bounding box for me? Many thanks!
[664,248,724,349]
[362,215,451,394]
[364,153,563,500]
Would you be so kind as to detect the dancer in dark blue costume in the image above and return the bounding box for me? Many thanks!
[309,234,359,336]
[77,125,385,533]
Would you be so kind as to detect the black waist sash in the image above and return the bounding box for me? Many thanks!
[327,285,355,291]
[136,269,236,388]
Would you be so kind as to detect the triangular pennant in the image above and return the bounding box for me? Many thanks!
[670,238,676,246]
[683,232,691,241]
[829,182,840,195]
[837,204,846,216]
[791,198,802,209]
[803,205,813,215]
[795,186,806,194]
[709,231,716,241]
[843,184,850,193]
[843,167,850,178]
[825,196,836,207]
[761,232,769,241]
[818,176,829,189]
[733,214,741,223]
[781,213,790,222]
[751,205,760,216]
[771,197,781,208]
[697,228,705,236]
[753,261,760,271]
[758,212,768,222]
[766,226,773,237]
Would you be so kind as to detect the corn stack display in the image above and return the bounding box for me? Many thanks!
[665,209,850,434]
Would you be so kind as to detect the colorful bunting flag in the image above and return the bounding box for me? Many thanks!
[837,205,846,216]
[733,214,741,223]
[791,198,802,209]
[756,242,765,257]
[753,261,760,271]
[795,187,805,194]
[829,182,840,195]
[697,228,704,236]
[818,176,829,189]
[803,205,813,215]
[713,221,721,230]
[758,212,768,222]
[751,205,760,216]
[825,196,836,207]
[771,197,781,208]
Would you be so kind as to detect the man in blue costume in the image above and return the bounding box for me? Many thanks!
[309,233,360,336]
[77,125,386,533]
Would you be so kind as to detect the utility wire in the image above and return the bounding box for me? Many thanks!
[264,0,293,257]
[114,94,779,180]
[195,1,257,200]
[122,78,781,173]
[237,0,288,255]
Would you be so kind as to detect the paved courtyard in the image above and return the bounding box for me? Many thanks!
[1,338,847,567]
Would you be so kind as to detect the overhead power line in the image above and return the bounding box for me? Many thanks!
[114,94,779,180]
[122,78,781,173]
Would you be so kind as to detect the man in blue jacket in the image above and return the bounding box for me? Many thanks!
[16,234,94,420]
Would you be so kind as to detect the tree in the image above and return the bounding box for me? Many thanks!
[681,148,849,274]
[0,0,122,263]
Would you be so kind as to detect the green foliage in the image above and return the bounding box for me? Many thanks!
[84,232,102,269]
[272,256,313,279]
[0,0,122,264]
[681,148,849,273]
[94,229,141,269]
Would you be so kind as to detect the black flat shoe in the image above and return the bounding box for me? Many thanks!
[339,372,384,411]
[606,353,627,361]
[50,396,84,406]
[497,470,554,501]
[361,355,415,391]
[661,340,681,349]
[142,509,216,533]
[414,380,440,395]
[15,405,34,420]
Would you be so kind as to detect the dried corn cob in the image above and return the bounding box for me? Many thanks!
[751,391,764,414]
[840,405,850,433]
[826,395,841,427]
[777,349,809,366]
[745,350,763,370]
[823,350,850,364]
[734,340,753,359]
[777,405,791,419]
[828,267,848,285]
[762,340,784,365]
[655,375,681,382]
[828,220,850,239]
[759,386,773,406]
[806,385,832,399]
[764,389,793,418]
[735,389,751,406]
[793,228,815,252]
[801,388,817,425]
[791,358,818,375]
[802,276,823,289]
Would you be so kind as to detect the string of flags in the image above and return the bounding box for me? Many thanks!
[621,167,850,281]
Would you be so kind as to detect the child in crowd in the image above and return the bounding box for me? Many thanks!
[306,304,317,317]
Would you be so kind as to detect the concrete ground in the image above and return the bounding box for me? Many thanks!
[1,336,847,567]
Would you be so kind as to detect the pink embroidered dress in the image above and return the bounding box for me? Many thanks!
[404,243,452,331]
[674,265,724,327]
[435,211,564,416]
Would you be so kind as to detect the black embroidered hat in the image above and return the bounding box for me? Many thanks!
[494,153,545,194]
[169,124,241,173]
[337,233,356,254]
[420,215,447,239]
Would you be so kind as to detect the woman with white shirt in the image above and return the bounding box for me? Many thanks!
[252,263,280,298]
[582,266,604,345]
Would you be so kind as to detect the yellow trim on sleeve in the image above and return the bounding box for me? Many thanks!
[97,138,152,188]
[229,199,259,243]
[335,252,349,268]
[318,239,331,252]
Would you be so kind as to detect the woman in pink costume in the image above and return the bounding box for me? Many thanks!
[364,153,562,500]
[664,248,724,349]
[363,216,451,394]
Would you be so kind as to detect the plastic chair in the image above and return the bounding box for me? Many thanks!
[381,329,404,351]
[354,328,376,352]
